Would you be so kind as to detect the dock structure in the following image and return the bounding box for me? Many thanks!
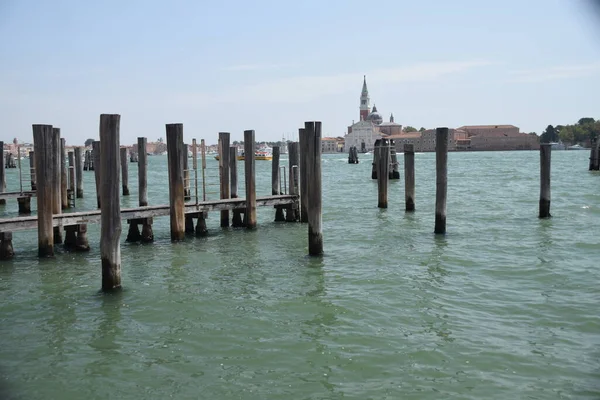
[0,118,324,293]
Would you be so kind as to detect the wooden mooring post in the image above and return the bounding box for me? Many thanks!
[60,138,68,209]
[52,128,63,244]
[434,127,448,234]
[218,132,231,227]
[120,147,130,196]
[33,125,54,257]
[286,142,299,222]
[74,147,83,198]
[376,139,390,208]
[589,138,600,171]
[389,142,400,179]
[272,146,285,221]
[244,130,257,229]
[92,141,101,208]
[129,136,153,242]
[183,143,191,201]
[305,121,323,256]
[100,114,122,291]
[230,145,243,227]
[0,141,5,206]
[29,151,36,191]
[404,143,415,212]
[68,150,76,206]
[299,128,309,223]
[539,143,551,218]
[167,124,185,241]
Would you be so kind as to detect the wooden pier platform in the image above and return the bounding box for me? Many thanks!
[0,194,297,233]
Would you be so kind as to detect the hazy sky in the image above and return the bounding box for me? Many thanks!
[1,0,599,145]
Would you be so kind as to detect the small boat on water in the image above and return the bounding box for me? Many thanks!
[214,151,273,161]
[567,144,586,150]
[550,142,566,150]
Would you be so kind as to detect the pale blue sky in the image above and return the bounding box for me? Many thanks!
[1,0,599,145]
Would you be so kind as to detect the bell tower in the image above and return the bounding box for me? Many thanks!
[360,75,370,121]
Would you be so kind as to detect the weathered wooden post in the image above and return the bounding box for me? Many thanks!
[230,145,243,227]
[389,142,400,179]
[298,128,309,223]
[183,143,191,201]
[33,125,54,257]
[29,151,36,191]
[120,147,130,196]
[272,146,285,221]
[17,196,31,214]
[305,121,323,256]
[60,138,68,209]
[286,142,299,222]
[376,139,390,208]
[74,147,83,198]
[166,124,185,241]
[539,143,551,218]
[0,141,5,206]
[404,143,415,212]
[0,232,14,260]
[68,150,75,206]
[84,149,91,170]
[137,137,153,242]
[194,139,208,236]
[371,139,380,180]
[218,132,231,227]
[99,114,122,291]
[434,127,448,234]
[52,128,63,244]
[244,130,257,229]
[589,138,600,171]
[92,141,101,208]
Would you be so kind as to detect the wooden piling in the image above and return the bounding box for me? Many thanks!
[64,226,77,250]
[0,232,14,260]
[99,114,122,291]
[137,137,153,242]
[244,130,257,229]
[389,143,400,179]
[404,143,415,212]
[74,147,83,198]
[0,141,4,206]
[305,121,323,256]
[120,147,130,196]
[218,132,231,227]
[84,150,91,171]
[183,144,191,201]
[17,196,31,214]
[376,139,390,208]
[371,139,380,180]
[29,151,36,191]
[33,125,54,257]
[92,141,101,208]
[166,124,185,241]
[60,138,68,209]
[272,146,285,221]
[539,143,551,218]
[298,128,309,223]
[75,224,90,251]
[68,151,75,205]
[286,142,299,222]
[589,138,600,171]
[52,128,63,244]
[434,127,448,234]
[230,145,243,227]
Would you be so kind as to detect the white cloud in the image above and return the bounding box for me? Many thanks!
[223,63,297,71]
[176,60,492,106]
[508,62,600,83]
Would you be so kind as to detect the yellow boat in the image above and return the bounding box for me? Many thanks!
[215,151,273,161]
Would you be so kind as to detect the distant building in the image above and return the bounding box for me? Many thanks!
[344,76,402,152]
[321,137,339,153]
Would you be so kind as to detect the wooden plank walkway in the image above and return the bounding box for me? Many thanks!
[0,191,36,200]
[0,194,297,233]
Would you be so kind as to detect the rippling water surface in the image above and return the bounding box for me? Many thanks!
[1,150,599,399]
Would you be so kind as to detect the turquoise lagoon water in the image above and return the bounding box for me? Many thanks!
[0,150,599,399]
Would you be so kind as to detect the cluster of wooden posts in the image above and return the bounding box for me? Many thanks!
[589,138,600,171]
[3,152,17,169]
[348,146,359,164]
[372,128,554,233]
[371,138,400,180]
[0,116,324,292]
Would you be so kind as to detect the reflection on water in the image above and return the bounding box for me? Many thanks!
[87,291,124,375]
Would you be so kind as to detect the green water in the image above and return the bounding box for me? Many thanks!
[1,151,599,399]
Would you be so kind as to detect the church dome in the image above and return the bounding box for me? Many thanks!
[366,105,383,125]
